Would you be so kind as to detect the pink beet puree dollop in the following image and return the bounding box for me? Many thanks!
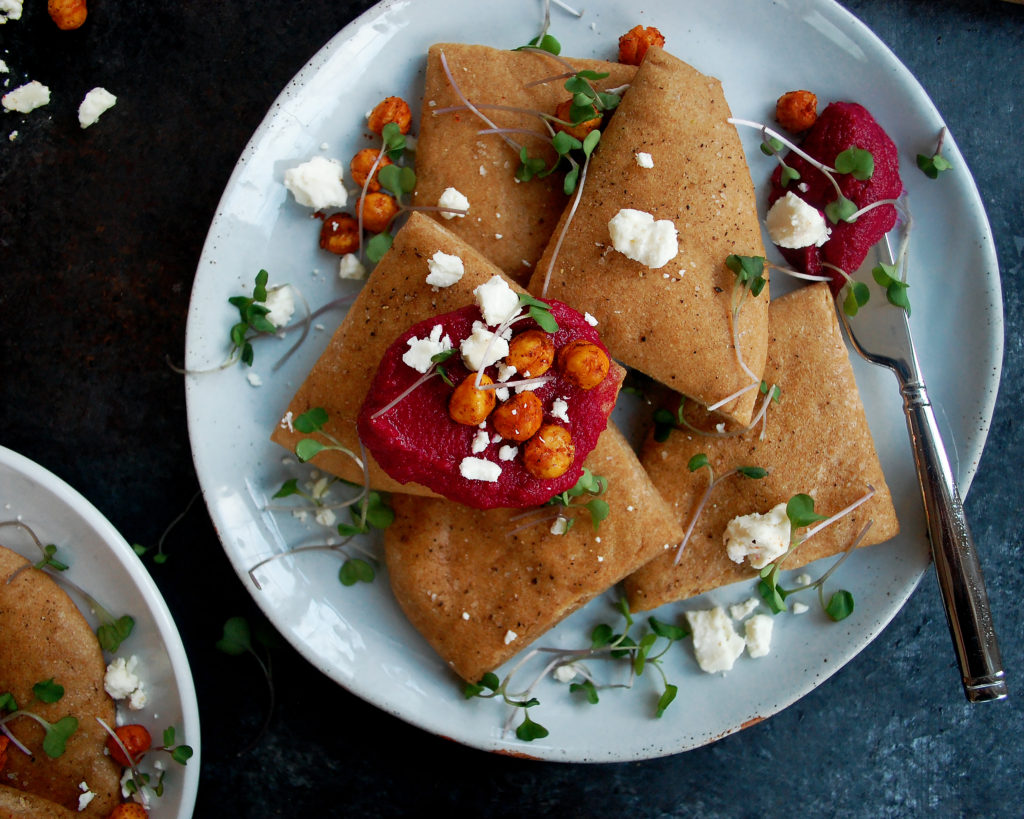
[357,300,623,510]
[768,101,903,292]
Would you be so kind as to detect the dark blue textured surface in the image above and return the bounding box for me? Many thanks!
[1,0,1020,815]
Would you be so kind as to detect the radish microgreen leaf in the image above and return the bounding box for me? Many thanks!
[570,679,599,704]
[825,589,855,621]
[786,494,828,529]
[825,194,857,224]
[32,679,64,704]
[338,558,375,586]
[871,263,911,315]
[916,152,951,179]
[366,231,393,263]
[96,615,135,653]
[833,146,874,180]
[33,543,68,572]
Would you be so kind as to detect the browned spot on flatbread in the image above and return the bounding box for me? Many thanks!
[0,545,120,818]
[529,47,768,425]
[625,284,898,610]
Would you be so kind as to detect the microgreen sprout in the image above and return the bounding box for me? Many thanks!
[471,293,561,391]
[371,350,461,419]
[871,262,911,315]
[463,598,687,740]
[216,616,276,755]
[755,489,876,617]
[0,682,78,758]
[133,490,202,565]
[654,379,780,445]
[227,270,276,366]
[916,127,952,179]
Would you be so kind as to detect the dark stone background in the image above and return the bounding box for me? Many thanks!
[1,1,1021,815]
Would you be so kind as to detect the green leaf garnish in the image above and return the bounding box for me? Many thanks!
[33,679,64,704]
[294,407,328,434]
[295,439,325,463]
[786,494,828,529]
[825,590,855,621]
[96,615,135,653]
[366,231,394,263]
[916,152,952,179]
[648,616,688,642]
[381,121,407,160]
[833,146,874,180]
[0,692,17,712]
[736,466,768,479]
[656,684,678,718]
[780,165,801,187]
[338,558,375,586]
[687,453,709,472]
[378,164,416,196]
[842,281,870,316]
[273,478,302,499]
[570,679,599,704]
[42,716,77,758]
[590,623,614,649]
[516,33,561,55]
[515,713,549,742]
[215,616,252,656]
[171,745,194,765]
[871,263,911,315]
[652,407,676,443]
[825,195,857,224]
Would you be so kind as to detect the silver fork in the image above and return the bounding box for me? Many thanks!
[839,238,1007,702]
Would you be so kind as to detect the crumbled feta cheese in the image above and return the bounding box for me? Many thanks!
[503,630,518,645]
[402,323,452,373]
[496,362,517,382]
[686,607,746,673]
[584,312,598,327]
[459,456,501,482]
[462,611,470,620]
[471,429,489,454]
[495,386,510,402]
[438,186,469,219]
[460,321,509,370]
[280,411,294,432]
[744,614,774,658]
[0,60,8,73]
[498,444,518,462]
[283,156,347,209]
[791,601,810,615]
[550,398,569,423]
[78,782,96,811]
[0,0,22,24]
[728,597,760,621]
[765,191,830,249]
[795,573,812,587]
[608,208,678,269]
[2,80,49,114]
[550,515,568,535]
[314,507,336,527]
[77,87,117,128]
[263,285,295,328]
[473,275,520,326]
[634,151,654,168]
[426,250,465,287]
[723,502,791,569]
[553,664,577,683]
[338,253,366,280]
[246,372,263,388]
[104,656,147,710]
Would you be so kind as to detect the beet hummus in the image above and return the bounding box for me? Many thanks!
[768,101,902,292]
[358,299,624,509]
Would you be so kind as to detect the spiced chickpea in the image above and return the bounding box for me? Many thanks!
[553,99,602,142]
[491,391,544,442]
[357,192,400,233]
[775,90,818,132]
[319,213,360,255]
[617,25,665,66]
[368,96,413,135]
[523,425,575,480]
[506,330,555,378]
[350,148,393,192]
[556,340,610,390]
[449,374,496,426]
[48,0,87,30]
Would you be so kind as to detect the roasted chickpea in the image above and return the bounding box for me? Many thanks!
[491,391,544,442]
[775,90,818,133]
[449,374,496,426]
[506,330,555,378]
[107,804,149,819]
[556,340,610,390]
[553,99,602,142]
[350,148,393,192]
[48,0,87,30]
[617,25,665,66]
[368,96,413,135]
[523,425,575,479]
[357,192,400,234]
[319,213,360,255]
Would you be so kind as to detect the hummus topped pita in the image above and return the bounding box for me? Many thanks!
[0,544,120,818]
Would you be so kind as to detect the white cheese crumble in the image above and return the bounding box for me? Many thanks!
[460,321,509,370]
[792,601,810,615]
[283,156,348,209]
[495,386,510,402]
[338,253,366,280]
[0,60,9,73]
[795,573,812,587]
[438,186,469,219]
[264,285,295,328]
[765,191,830,249]
[78,781,96,811]
[723,502,791,569]
[686,607,746,673]
[550,516,568,535]
[608,208,678,269]
[498,444,518,461]
[553,664,577,683]
[634,151,654,168]
[104,656,147,710]
[471,429,489,454]
[2,80,50,114]
[503,630,518,645]
[459,456,501,482]
[728,597,760,621]
[426,250,465,287]
[584,312,598,327]
[496,362,517,382]
[0,0,22,24]
[246,372,263,388]
[473,275,520,326]
[550,398,569,423]
[402,324,452,373]
[744,614,774,658]
[78,87,117,128]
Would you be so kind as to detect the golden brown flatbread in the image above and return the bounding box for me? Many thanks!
[529,47,768,425]
[412,43,635,284]
[0,545,120,818]
[272,212,532,493]
[385,422,683,683]
[625,283,899,610]
[0,784,79,818]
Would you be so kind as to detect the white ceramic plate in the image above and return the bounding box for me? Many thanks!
[184,0,1001,761]
[0,446,201,815]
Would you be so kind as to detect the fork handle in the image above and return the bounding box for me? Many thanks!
[902,379,1007,702]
